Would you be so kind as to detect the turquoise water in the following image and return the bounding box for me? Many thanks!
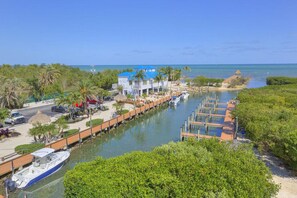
[74,64,297,81]
[73,64,297,89]
[11,64,297,197]
[16,92,236,198]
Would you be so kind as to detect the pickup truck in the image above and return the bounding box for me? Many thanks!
[4,111,26,125]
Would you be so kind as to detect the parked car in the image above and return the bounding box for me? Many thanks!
[4,110,26,125]
[51,106,68,113]
[103,96,114,101]
[87,97,103,105]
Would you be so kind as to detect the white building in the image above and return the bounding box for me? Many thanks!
[118,66,168,96]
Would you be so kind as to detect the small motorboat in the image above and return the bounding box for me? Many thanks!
[181,91,190,100]
[169,96,180,106]
[10,148,70,189]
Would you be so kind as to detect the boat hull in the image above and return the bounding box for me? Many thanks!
[22,160,65,189]
[12,150,70,189]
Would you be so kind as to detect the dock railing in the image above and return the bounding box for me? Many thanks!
[0,95,174,176]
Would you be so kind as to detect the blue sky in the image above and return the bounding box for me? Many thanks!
[0,0,296,65]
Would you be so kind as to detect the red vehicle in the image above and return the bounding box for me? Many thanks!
[74,98,102,108]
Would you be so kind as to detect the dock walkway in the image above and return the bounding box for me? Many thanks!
[180,97,236,141]
[0,95,174,176]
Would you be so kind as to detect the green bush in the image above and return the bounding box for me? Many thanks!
[64,139,278,197]
[63,129,79,138]
[15,143,45,155]
[86,118,103,127]
[233,83,297,169]
[117,109,129,115]
[191,76,224,87]
[266,76,297,85]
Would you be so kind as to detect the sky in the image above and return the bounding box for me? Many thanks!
[0,0,297,65]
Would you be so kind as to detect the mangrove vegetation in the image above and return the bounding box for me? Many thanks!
[64,139,278,198]
[233,79,297,170]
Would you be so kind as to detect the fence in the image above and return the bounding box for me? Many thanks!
[0,96,172,176]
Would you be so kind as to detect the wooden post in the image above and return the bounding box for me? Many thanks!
[108,120,111,132]
[65,137,69,149]
[180,127,183,141]
[197,129,200,141]
[11,160,14,175]
[78,130,82,143]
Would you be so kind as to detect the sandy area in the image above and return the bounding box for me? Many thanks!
[237,136,297,198]
[261,153,297,198]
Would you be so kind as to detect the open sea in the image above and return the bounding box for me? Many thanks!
[72,64,297,88]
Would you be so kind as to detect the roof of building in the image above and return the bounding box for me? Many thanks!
[118,66,162,80]
[119,70,159,80]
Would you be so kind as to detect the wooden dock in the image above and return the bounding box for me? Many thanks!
[0,95,174,177]
[189,121,225,128]
[200,107,226,111]
[196,112,226,117]
[180,96,236,142]
[180,132,220,140]
[204,102,227,106]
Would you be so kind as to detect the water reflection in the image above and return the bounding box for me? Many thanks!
[16,92,237,198]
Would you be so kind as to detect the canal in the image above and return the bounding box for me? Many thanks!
[14,91,237,198]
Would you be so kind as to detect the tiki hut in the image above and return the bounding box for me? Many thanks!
[114,94,127,102]
[235,70,241,76]
[28,110,51,125]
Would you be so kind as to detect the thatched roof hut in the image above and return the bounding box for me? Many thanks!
[28,110,51,125]
[114,94,127,102]
[235,70,241,76]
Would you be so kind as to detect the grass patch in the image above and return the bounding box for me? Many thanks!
[86,118,103,127]
[15,143,45,155]
[63,129,79,138]
[117,109,129,115]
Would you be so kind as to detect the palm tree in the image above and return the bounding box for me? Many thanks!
[133,70,146,96]
[78,80,102,115]
[56,92,83,119]
[183,66,191,72]
[0,108,9,122]
[160,66,174,81]
[172,69,182,81]
[0,78,29,109]
[154,72,163,92]
[39,66,61,88]
[117,85,124,95]
[54,116,69,137]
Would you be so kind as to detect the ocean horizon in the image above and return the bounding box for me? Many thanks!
[71,64,297,87]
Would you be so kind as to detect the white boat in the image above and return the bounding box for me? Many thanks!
[181,91,190,100]
[169,96,180,106]
[11,148,70,189]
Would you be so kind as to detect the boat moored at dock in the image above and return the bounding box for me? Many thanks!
[181,91,190,100]
[10,148,70,189]
[169,96,180,106]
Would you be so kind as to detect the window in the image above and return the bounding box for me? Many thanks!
[143,80,147,85]
[129,81,132,85]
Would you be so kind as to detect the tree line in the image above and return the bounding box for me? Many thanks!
[0,64,120,109]
[233,78,297,170]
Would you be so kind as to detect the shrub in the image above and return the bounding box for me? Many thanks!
[117,109,129,115]
[233,83,297,169]
[15,143,45,155]
[266,76,297,85]
[63,129,79,138]
[86,118,103,127]
[64,139,278,198]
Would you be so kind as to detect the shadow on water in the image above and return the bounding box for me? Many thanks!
[14,92,237,198]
